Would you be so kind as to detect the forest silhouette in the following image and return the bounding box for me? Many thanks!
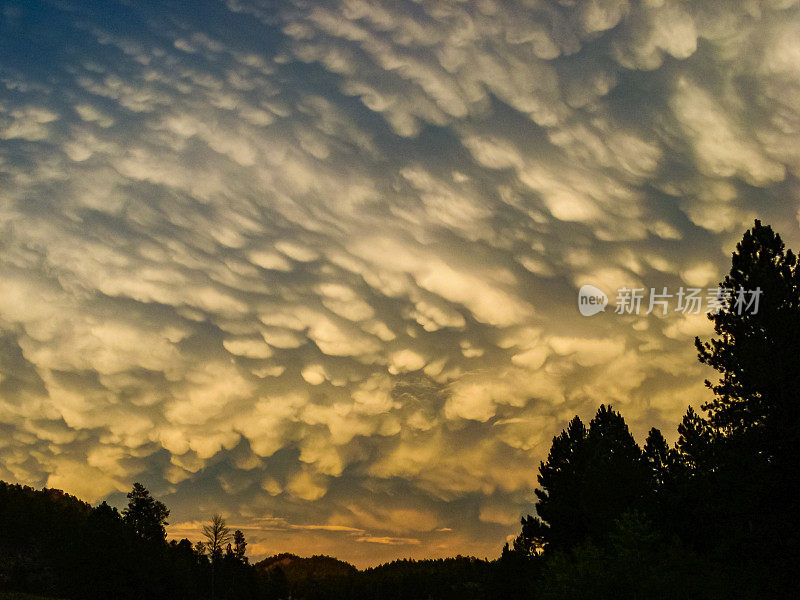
[1,220,798,599]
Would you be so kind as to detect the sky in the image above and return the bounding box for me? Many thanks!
[1,0,799,567]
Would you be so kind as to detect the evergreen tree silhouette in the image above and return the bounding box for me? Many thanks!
[696,219,800,456]
[531,406,649,552]
[506,515,548,559]
[694,219,800,589]
[674,406,715,474]
[581,405,649,541]
[233,529,248,563]
[533,415,588,550]
[122,482,170,543]
[643,427,673,490]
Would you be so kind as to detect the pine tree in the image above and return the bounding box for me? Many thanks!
[694,220,800,579]
[510,515,548,558]
[233,529,247,563]
[643,427,673,489]
[121,482,170,543]
[534,415,588,551]
[674,406,715,474]
[581,405,648,540]
[530,407,649,551]
[696,219,800,457]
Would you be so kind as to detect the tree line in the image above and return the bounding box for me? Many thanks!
[1,220,798,599]
[0,480,259,600]
[499,219,799,598]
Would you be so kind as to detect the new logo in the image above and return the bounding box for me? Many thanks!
[578,285,608,316]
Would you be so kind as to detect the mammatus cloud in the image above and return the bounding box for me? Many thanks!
[1,0,799,566]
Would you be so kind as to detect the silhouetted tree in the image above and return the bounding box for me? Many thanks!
[533,415,588,550]
[122,482,170,542]
[693,220,800,590]
[233,529,248,563]
[501,223,800,599]
[580,405,649,540]
[674,406,715,474]
[696,220,800,455]
[203,513,232,600]
[0,480,222,600]
[643,428,672,489]
[642,427,683,536]
[202,513,232,560]
[528,406,649,553]
[507,515,547,559]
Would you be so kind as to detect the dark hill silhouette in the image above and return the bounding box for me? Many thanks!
[255,552,356,576]
[254,553,495,600]
[254,553,358,600]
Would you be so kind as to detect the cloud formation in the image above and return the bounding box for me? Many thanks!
[1,0,799,566]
